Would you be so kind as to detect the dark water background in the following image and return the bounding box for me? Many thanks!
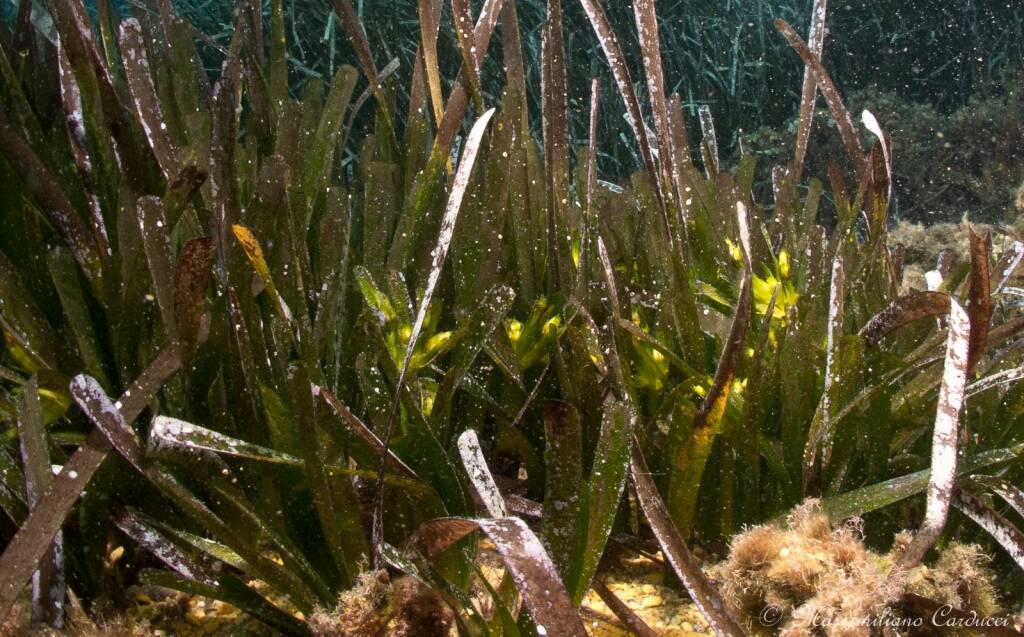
[14,0,1020,220]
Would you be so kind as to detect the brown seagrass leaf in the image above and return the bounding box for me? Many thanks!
[210,55,242,257]
[451,0,484,109]
[114,509,215,585]
[629,445,746,637]
[55,40,110,256]
[859,291,951,348]
[993,240,1024,294]
[329,0,379,88]
[0,110,100,280]
[967,227,991,375]
[592,579,660,637]
[577,0,667,227]
[969,475,1024,519]
[70,375,147,474]
[793,0,828,178]
[0,346,181,619]
[417,517,588,636]
[775,18,866,182]
[694,203,753,431]
[173,237,215,354]
[17,376,64,627]
[418,0,445,123]
[432,0,506,155]
[119,18,181,183]
[633,0,674,188]
[862,109,892,205]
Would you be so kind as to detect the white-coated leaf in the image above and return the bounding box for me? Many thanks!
[890,299,970,575]
[373,108,497,556]
[456,430,507,518]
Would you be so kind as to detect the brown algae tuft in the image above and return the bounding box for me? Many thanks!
[714,500,1006,636]
[308,570,454,637]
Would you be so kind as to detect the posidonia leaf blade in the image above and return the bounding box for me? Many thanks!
[137,196,177,343]
[418,517,589,636]
[69,375,148,475]
[18,376,64,629]
[139,569,309,636]
[540,400,582,575]
[861,109,892,204]
[968,475,1024,519]
[429,284,515,433]
[577,0,668,235]
[993,240,1024,294]
[633,0,675,190]
[889,299,970,577]
[859,291,951,348]
[301,64,358,217]
[0,346,182,619]
[629,445,746,637]
[775,18,866,183]
[418,0,445,124]
[389,0,505,272]
[173,237,215,354]
[452,0,485,110]
[668,203,753,535]
[0,110,100,280]
[804,444,1024,523]
[457,429,507,518]
[372,108,496,564]
[803,254,844,492]
[118,18,181,183]
[793,0,828,178]
[73,379,323,611]
[568,397,634,604]
[314,386,419,479]
[954,489,1024,572]
[967,227,992,375]
[114,509,215,585]
[46,248,108,386]
[231,224,293,325]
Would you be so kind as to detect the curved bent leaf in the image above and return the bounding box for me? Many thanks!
[114,509,214,585]
[418,516,589,636]
[859,291,951,348]
[954,489,1024,572]
[968,475,1024,520]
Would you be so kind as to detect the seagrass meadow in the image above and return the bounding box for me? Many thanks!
[0,0,1023,635]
